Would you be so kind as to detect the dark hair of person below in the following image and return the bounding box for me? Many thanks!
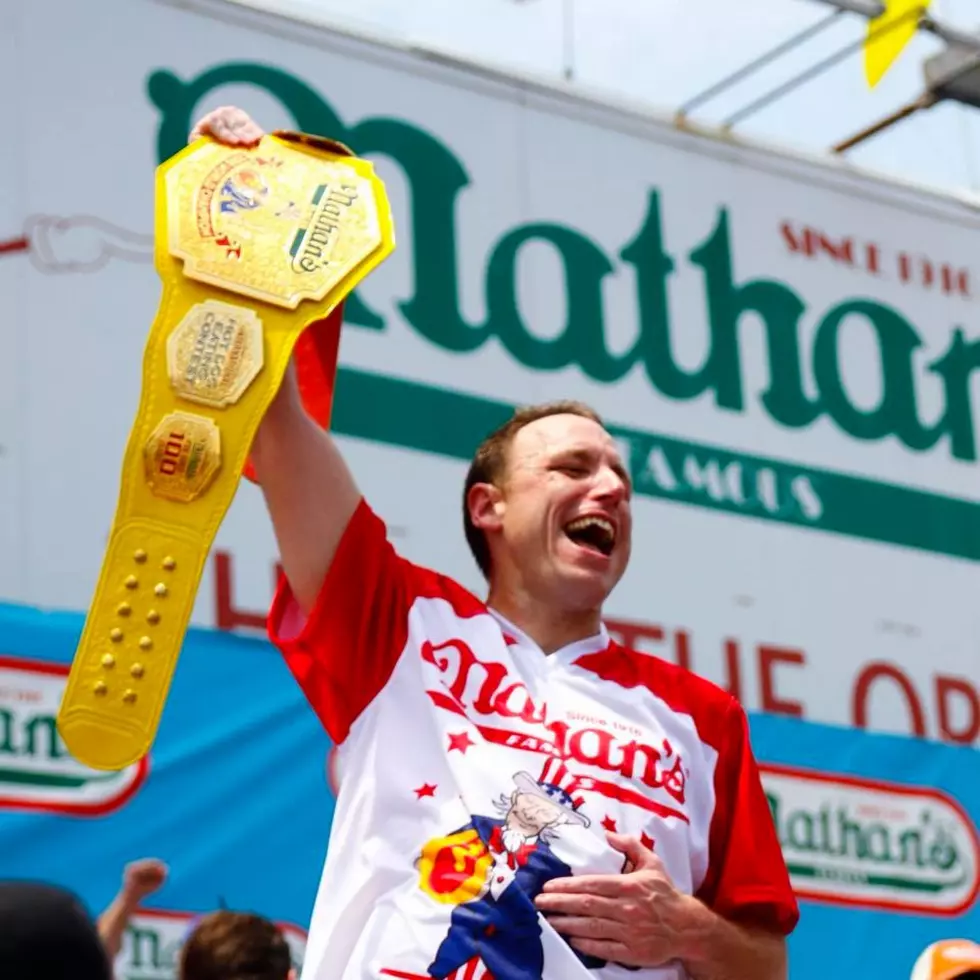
[0,881,112,980]
[462,400,604,578]
[179,910,292,980]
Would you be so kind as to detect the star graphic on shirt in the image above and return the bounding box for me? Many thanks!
[447,731,474,754]
[414,783,437,799]
[640,831,656,851]
[601,815,618,832]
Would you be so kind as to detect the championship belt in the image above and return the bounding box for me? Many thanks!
[56,132,395,771]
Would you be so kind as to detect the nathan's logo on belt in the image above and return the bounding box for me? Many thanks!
[761,763,980,916]
[0,656,147,815]
[167,144,387,309]
[289,183,359,274]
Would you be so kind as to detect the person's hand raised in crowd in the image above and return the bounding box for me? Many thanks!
[120,858,169,903]
[98,858,169,960]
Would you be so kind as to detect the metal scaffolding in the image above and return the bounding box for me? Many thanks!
[675,0,980,153]
[810,0,980,53]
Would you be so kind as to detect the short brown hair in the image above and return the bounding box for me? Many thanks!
[463,400,603,578]
[179,911,291,980]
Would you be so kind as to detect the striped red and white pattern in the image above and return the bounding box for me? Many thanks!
[382,960,493,980]
[538,757,587,810]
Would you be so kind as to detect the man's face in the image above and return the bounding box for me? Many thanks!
[507,791,565,835]
[475,413,632,613]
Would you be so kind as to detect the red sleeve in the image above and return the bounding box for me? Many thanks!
[696,699,799,936]
[266,500,416,744]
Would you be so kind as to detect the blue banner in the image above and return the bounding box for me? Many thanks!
[0,601,976,979]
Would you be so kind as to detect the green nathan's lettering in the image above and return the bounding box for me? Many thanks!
[0,709,68,761]
[326,367,980,559]
[812,300,943,449]
[148,62,980,465]
[126,924,166,971]
[767,790,964,879]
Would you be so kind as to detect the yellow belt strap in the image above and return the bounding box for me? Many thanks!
[56,132,395,771]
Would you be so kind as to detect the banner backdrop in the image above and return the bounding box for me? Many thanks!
[0,601,976,980]
[2,0,980,748]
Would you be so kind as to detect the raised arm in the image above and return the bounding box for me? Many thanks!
[251,363,361,613]
[190,107,361,614]
[97,858,168,961]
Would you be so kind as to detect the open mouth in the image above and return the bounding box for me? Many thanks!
[563,515,616,557]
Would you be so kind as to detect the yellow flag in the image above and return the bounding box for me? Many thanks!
[864,0,930,88]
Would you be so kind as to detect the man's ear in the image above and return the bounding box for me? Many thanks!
[467,482,504,532]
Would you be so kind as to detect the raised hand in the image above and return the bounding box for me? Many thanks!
[189,106,265,147]
[120,857,169,902]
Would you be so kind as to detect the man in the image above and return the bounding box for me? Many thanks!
[179,910,295,980]
[911,940,980,980]
[189,107,799,980]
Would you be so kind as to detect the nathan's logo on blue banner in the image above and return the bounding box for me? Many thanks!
[0,656,147,815]
[762,763,980,916]
[115,909,306,980]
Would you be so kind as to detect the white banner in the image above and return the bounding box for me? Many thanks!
[1,0,978,746]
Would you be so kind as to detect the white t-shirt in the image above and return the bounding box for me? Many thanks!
[270,502,797,980]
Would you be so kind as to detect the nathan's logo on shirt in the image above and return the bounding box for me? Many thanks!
[114,909,307,980]
[761,763,980,916]
[0,655,147,815]
[421,639,688,823]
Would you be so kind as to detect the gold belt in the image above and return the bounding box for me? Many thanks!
[56,132,394,770]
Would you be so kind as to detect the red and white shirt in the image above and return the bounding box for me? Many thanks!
[270,502,798,980]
